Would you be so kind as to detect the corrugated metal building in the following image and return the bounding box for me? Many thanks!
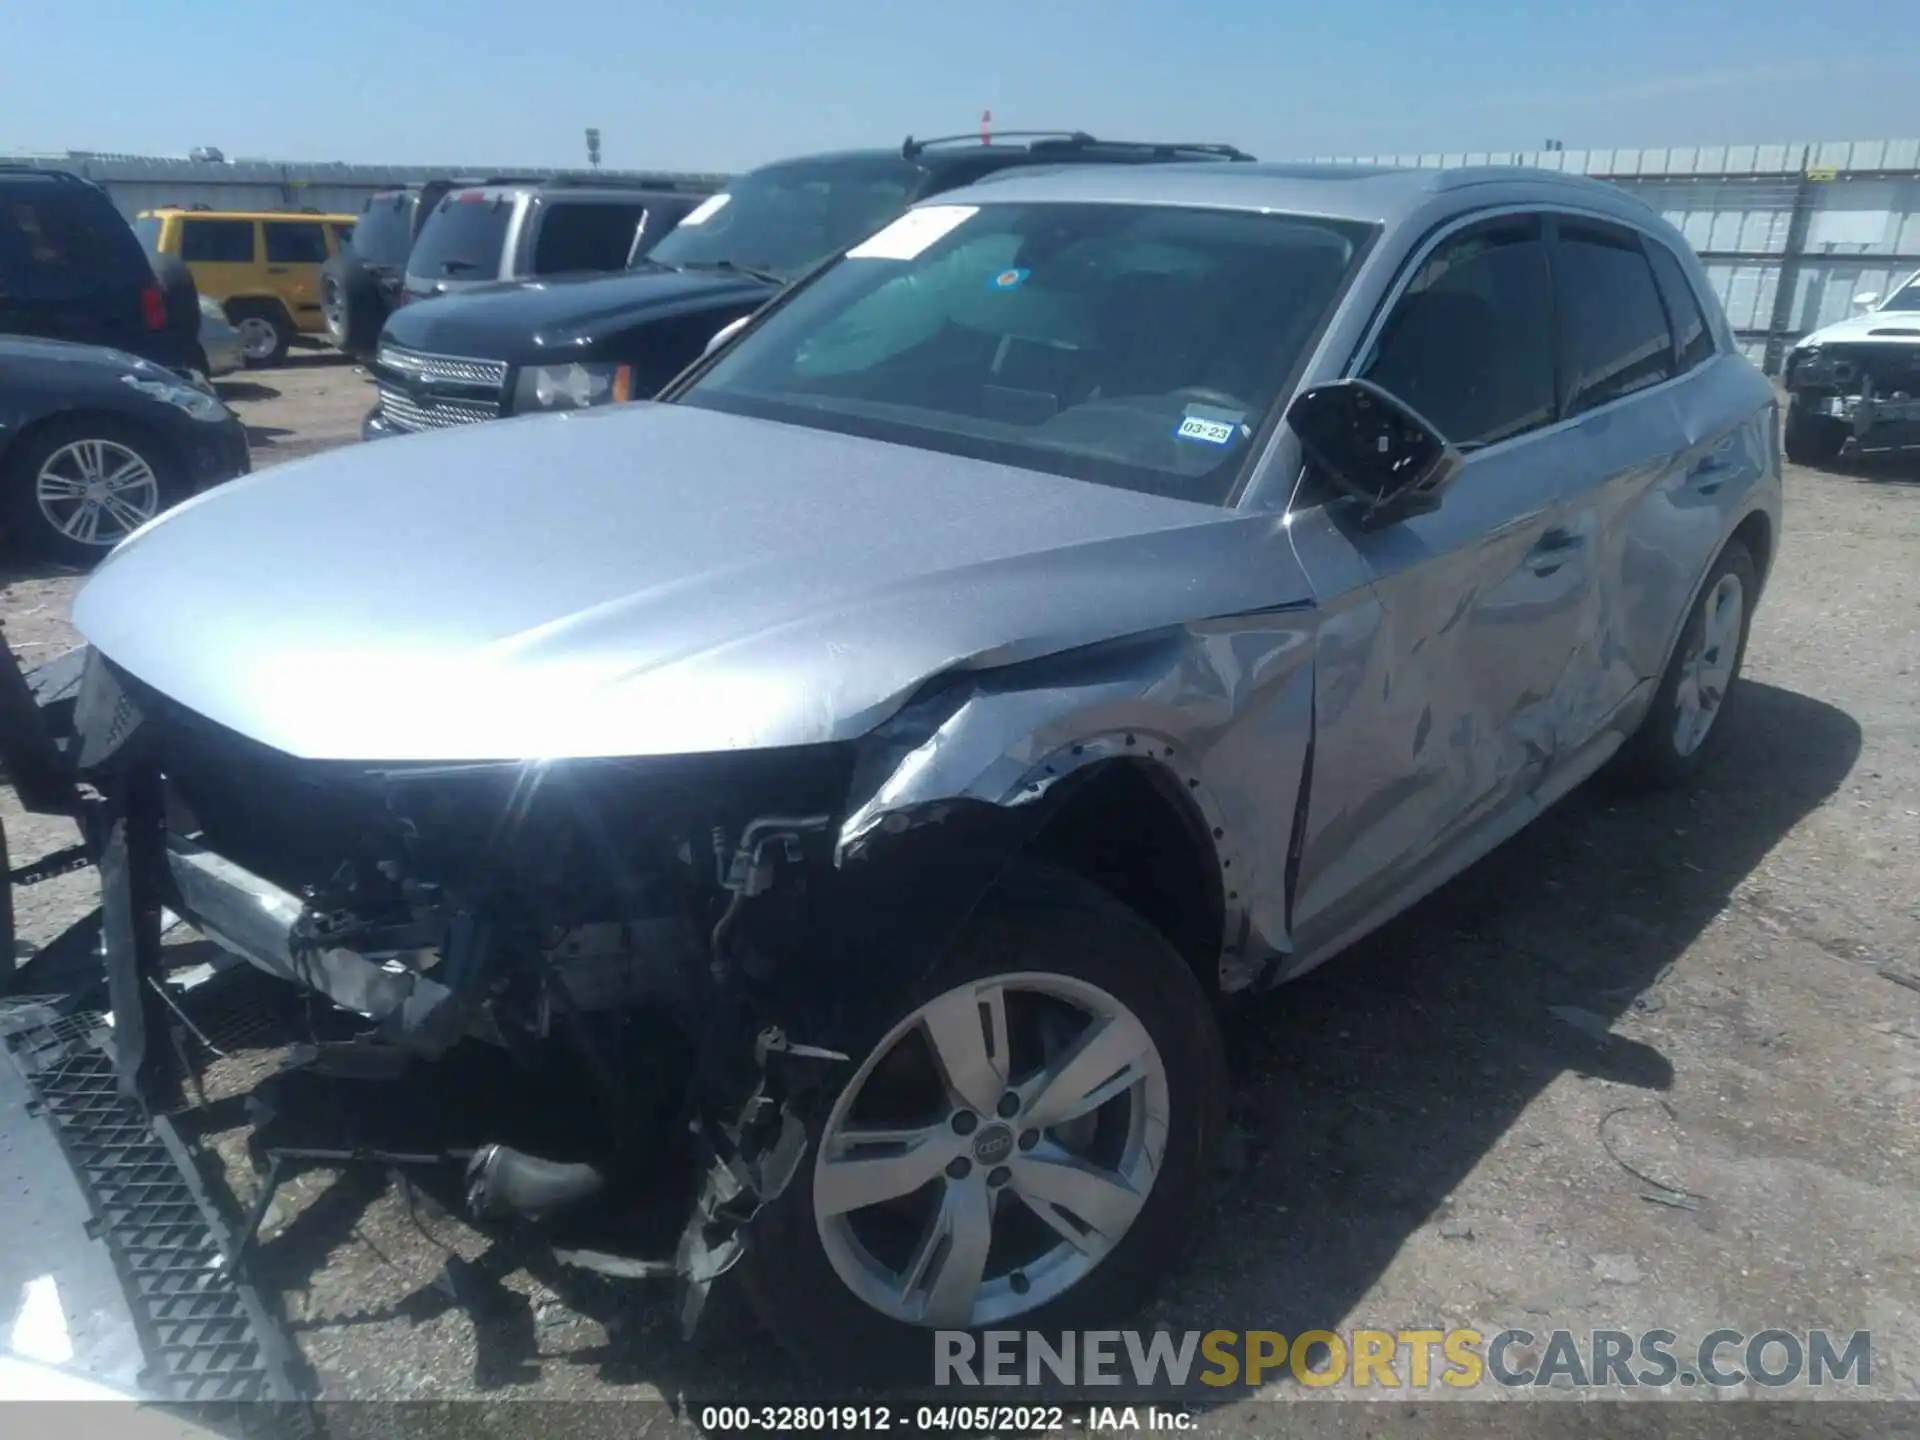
[0,151,727,223]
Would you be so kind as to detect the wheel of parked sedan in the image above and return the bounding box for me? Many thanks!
[1613,538,1758,789]
[1,417,180,567]
[741,860,1225,1378]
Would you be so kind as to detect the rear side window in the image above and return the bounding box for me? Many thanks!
[264,221,328,264]
[1554,222,1674,413]
[181,219,256,263]
[0,187,147,298]
[1644,240,1716,372]
[1363,217,1557,448]
[408,193,512,280]
[132,215,162,256]
[532,201,647,274]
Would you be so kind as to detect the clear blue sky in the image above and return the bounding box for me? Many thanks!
[2,0,1914,173]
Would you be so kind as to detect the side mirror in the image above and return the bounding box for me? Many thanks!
[1851,291,1880,310]
[1286,378,1463,528]
[703,314,751,358]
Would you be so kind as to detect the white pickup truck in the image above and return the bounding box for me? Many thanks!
[1782,268,1920,464]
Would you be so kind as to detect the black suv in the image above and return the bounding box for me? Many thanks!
[322,178,472,363]
[364,133,1254,440]
[0,165,204,374]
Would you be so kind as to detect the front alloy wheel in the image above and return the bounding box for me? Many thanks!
[813,972,1170,1329]
[742,861,1225,1377]
[35,438,160,548]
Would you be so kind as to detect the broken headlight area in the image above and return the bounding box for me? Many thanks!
[1786,342,1920,433]
[74,661,891,1323]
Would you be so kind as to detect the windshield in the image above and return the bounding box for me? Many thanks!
[1881,274,1920,311]
[646,157,922,281]
[349,193,416,268]
[679,201,1367,505]
[132,215,161,257]
[406,192,512,280]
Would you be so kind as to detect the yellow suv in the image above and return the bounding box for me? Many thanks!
[134,207,355,365]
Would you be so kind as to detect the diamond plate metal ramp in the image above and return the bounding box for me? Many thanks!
[1,1005,310,1402]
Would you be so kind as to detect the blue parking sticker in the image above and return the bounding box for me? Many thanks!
[990,267,1031,289]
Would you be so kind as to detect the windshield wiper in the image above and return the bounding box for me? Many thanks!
[681,259,787,286]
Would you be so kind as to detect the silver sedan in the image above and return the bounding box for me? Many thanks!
[66,161,1780,1370]
[197,293,243,377]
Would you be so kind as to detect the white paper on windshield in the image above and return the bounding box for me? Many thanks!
[679,193,732,226]
[846,205,978,261]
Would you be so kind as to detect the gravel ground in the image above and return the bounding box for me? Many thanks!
[3,375,1917,1424]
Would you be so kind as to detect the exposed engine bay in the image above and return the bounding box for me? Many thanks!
[54,644,1057,1333]
[1784,334,1920,452]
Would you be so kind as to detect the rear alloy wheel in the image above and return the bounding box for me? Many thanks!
[230,305,292,366]
[1613,539,1757,789]
[3,418,180,567]
[742,861,1225,1378]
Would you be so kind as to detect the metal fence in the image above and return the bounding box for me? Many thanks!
[10,139,1919,376]
[1302,139,1920,373]
[0,151,728,226]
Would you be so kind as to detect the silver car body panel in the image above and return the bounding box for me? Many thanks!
[72,162,1783,995]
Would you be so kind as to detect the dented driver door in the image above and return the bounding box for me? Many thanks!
[1286,212,1602,965]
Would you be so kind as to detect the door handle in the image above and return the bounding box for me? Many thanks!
[1524,527,1584,576]
[265,266,290,275]
[1688,452,1733,492]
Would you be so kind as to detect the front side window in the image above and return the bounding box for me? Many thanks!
[1555,222,1675,413]
[532,201,647,274]
[647,158,924,281]
[181,219,256,263]
[264,221,328,264]
[680,201,1367,504]
[1363,217,1557,449]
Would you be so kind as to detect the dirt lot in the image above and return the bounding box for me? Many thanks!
[3,369,1918,1422]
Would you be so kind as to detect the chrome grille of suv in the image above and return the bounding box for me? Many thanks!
[377,344,508,389]
[376,386,499,431]
[374,342,508,433]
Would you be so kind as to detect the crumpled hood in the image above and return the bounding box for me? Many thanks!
[74,403,1307,761]
[1795,310,1920,349]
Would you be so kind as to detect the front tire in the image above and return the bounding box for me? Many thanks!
[1,416,184,567]
[1783,399,1846,467]
[741,860,1226,1380]
[1613,539,1757,789]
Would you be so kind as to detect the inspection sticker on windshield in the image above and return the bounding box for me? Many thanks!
[989,267,1030,289]
[1176,405,1244,446]
[679,193,732,226]
[847,205,978,261]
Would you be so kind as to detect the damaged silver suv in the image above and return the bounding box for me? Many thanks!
[60,162,1780,1371]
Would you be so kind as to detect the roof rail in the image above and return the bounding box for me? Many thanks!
[538,173,713,192]
[902,130,1093,159]
[1027,136,1258,162]
[0,163,87,181]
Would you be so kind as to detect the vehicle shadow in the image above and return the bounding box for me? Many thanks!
[216,380,282,403]
[193,678,1861,1416]
[1815,448,1920,485]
